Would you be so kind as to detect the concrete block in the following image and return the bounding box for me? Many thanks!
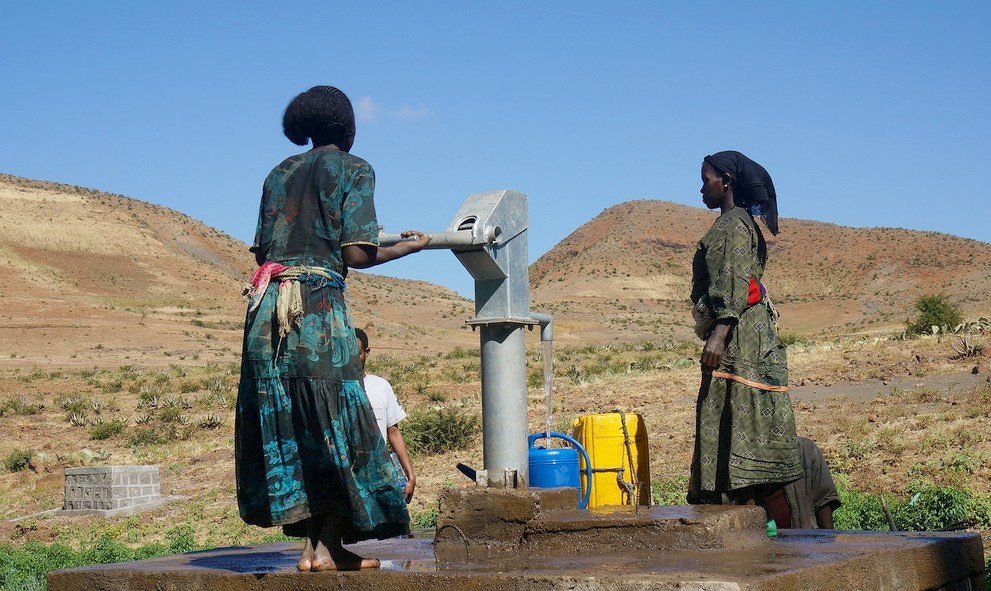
[63,465,162,514]
[435,487,538,555]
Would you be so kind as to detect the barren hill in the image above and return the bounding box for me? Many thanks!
[2,177,988,364]
[530,200,991,343]
[0,174,475,368]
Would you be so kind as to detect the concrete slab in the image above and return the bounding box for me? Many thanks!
[433,488,772,562]
[48,528,984,591]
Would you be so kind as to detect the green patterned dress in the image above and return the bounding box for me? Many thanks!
[688,207,801,500]
[235,146,409,541]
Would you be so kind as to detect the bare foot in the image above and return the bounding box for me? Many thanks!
[309,559,337,572]
[310,513,381,572]
[310,547,380,571]
[297,517,319,572]
[297,538,315,572]
[310,513,340,572]
[329,546,380,571]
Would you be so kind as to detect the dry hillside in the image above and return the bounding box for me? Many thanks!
[0,174,476,369]
[531,200,991,344]
[3,177,987,364]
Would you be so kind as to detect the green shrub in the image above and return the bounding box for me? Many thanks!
[403,407,480,455]
[832,475,985,532]
[410,507,438,530]
[967,495,991,528]
[128,425,175,446]
[159,407,187,424]
[629,354,662,373]
[54,395,90,416]
[831,475,894,531]
[444,346,477,360]
[906,293,963,335]
[3,449,33,473]
[85,535,134,565]
[198,413,226,429]
[779,333,802,346]
[89,419,127,441]
[99,378,124,394]
[651,475,689,506]
[0,396,43,417]
[165,525,197,554]
[829,439,874,474]
[527,367,544,388]
[0,540,76,591]
[425,391,447,403]
[891,485,970,532]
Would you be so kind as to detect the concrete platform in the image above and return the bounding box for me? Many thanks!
[48,514,985,591]
[433,493,773,561]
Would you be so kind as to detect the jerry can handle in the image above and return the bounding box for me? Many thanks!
[528,432,592,510]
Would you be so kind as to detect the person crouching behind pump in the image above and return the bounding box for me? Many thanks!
[356,328,416,504]
[763,436,841,529]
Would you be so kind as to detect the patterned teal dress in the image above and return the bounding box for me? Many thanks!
[235,146,409,541]
[688,207,802,500]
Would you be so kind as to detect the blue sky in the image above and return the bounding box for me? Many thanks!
[2,2,988,297]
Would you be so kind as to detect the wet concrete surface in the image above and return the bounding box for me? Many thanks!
[48,527,984,591]
[432,488,772,562]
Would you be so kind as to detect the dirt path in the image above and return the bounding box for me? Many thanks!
[789,369,988,403]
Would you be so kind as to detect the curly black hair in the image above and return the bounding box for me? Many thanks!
[354,327,369,349]
[282,85,355,148]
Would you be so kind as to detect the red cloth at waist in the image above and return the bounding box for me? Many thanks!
[747,276,763,307]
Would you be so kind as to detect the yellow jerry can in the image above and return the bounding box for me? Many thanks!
[572,412,651,508]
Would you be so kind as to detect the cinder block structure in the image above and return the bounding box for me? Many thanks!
[63,465,161,513]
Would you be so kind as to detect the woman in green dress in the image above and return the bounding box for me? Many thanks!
[688,150,801,506]
[236,86,431,571]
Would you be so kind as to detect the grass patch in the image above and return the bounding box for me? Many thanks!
[403,407,480,455]
[0,396,44,417]
[0,526,202,591]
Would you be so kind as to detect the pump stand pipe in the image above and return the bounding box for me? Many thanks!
[378,229,496,250]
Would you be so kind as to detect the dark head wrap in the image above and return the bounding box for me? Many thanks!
[703,150,779,235]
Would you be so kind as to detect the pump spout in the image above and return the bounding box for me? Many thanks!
[530,311,553,342]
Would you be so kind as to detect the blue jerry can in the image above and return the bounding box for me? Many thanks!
[528,432,592,509]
